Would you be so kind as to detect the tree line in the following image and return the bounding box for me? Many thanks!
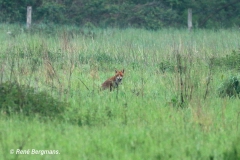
[0,0,239,29]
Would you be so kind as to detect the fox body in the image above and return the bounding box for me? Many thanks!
[101,69,124,91]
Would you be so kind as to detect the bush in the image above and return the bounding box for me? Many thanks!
[158,60,175,73]
[218,76,240,98]
[0,81,67,118]
[223,136,240,159]
[213,50,240,71]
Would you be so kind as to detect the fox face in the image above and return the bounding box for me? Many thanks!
[101,69,124,91]
[115,70,124,84]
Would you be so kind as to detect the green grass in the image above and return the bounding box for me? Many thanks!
[1,24,240,160]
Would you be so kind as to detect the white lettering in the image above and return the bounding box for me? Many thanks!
[15,149,30,154]
[30,149,60,155]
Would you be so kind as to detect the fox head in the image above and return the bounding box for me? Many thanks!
[115,69,124,84]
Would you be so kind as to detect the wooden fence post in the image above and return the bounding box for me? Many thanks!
[27,6,32,29]
[188,8,192,31]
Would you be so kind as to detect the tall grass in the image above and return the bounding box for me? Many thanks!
[1,24,240,159]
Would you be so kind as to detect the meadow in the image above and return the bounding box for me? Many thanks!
[0,24,240,160]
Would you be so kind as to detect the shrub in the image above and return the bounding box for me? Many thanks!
[218,76,240,98]
[223,136,240,159]
[158,60,175,73]
[0,81,67,118]
[213,49,240,71]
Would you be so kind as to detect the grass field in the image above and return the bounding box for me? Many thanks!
[0,24,240,160]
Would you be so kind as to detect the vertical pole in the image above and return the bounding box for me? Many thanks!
[27,6,32,29]
[188,8,192,31]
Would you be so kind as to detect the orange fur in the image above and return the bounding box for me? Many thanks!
[101,69,124,91]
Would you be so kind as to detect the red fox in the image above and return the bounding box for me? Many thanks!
[101,69,124,91]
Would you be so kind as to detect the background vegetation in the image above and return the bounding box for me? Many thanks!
[0,24,240,159]
[0,0,240,29]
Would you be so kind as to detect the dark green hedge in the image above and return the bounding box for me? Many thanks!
[0,81,67,118]
[0,0,239,29]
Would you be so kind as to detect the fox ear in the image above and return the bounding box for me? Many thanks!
[122,69,124,73]
[115,70,118,73]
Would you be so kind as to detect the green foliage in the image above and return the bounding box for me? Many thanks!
[95,53,114,64]
[130,62,141,70]
[1,25,240,159]
[36,2,66,24]
[0,0,239,29]
[0,81,66,118]
[114,2,178,30]
[223,136,240,159]
[158,60,175,73]
[65,101,112,126]
[78,53,123,66]
[218,76,240,98]
[213,50,240,71]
